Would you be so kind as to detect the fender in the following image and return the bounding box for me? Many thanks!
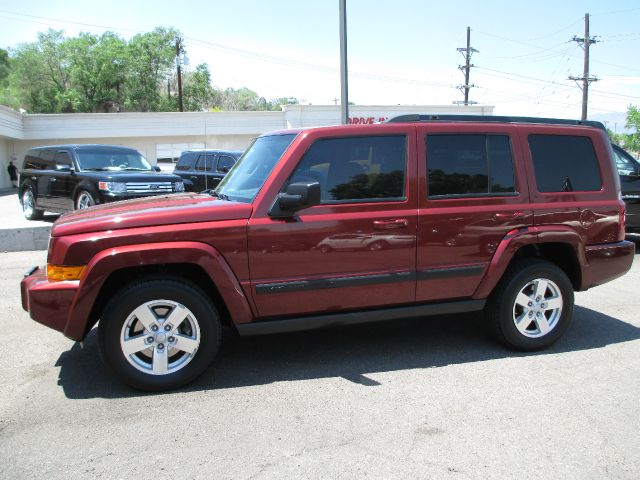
[63,241,254,340]
[472,225,586,299]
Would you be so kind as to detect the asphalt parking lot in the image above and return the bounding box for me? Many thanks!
[1,246,639,479]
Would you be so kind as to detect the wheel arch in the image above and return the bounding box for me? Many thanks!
[64,242,254,340]
[473,226,585,299]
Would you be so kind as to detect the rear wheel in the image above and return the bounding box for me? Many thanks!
[98,279,221,391]
[488,259,574,351]
[21,187,44,220]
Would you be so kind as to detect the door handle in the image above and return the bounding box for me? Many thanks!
[494,211,524,219]
[50,178,57,182]
[373,218,409,229]
[190,176,198,180]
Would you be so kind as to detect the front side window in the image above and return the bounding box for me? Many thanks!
[613,146,638,176]
[529,135,601,192]
[426,134,516,198]
[76,149,152,171]
[215,134,297,203]
[288,135,407,203]
[217,155,236,172]
[176,152,197,171]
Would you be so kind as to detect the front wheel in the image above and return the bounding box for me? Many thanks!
[487,259,574,351]
[75,190,96,209]
[98,279,221,391]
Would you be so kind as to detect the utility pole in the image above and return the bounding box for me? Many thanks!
[569,13,598,120]
[175,37,184,112]
[454,27,478,106]
[339,0,349,124]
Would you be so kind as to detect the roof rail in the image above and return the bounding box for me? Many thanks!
[385,114,606,130]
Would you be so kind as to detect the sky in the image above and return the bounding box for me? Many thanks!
[1,0,639,127]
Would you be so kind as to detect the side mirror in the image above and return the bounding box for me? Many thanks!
[220,166,230,173]
[269,182,321,218]
[153,165,161,172]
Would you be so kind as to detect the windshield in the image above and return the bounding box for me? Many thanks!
[214,134,296,203]
[76,149,153,171]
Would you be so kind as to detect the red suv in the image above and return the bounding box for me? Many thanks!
[21,115,635,391]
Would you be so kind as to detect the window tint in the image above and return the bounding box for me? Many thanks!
[54,151,72,169]
[426,134,516,197]
[175,152,197,171]
[289,135,406,203]
[217,155,236,172]
[529,135,601,192]
[38,150,55,170]
[23,151,44,170]
[613,146,638,176]
[196,154,215,171]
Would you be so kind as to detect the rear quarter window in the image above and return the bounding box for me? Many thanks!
[528,135,602,192]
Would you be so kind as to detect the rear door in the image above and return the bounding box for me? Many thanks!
[195,153,216,191]
[247,127,418,318]
[33,150,56,209]
[49,150,75,211]
[416,125,533,302]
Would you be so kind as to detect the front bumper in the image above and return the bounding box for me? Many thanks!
[21,266,80,339]
[583,240,636,289]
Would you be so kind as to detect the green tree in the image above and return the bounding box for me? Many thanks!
[65,32,128,112]
[9,29,72,112]
[183,63,216,111]
[622,105,640,153]
[125,27,179,112]
[0,48,9,83]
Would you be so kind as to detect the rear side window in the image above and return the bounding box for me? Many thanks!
[426,134,516,198]
[528,135,601,192]
[175,152,197,171]
[289,135,407,203]
[196,154,216,171]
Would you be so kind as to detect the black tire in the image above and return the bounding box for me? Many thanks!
[98,278,221,391]
[21,186,44,220]
[487,259,574,351]
[75,189,97,209]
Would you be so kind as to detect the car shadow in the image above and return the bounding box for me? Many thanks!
[55,305,640,399]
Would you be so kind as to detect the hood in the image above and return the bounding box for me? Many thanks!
[51,193,253,237]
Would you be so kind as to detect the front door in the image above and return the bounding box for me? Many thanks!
[248,131,418,318]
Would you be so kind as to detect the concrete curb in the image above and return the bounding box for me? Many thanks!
[0,226,50,252]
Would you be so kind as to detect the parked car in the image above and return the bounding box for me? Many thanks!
[611,144,640,232]
[18,145,185,220]
[173,149,242,192]
[21,115,635,391]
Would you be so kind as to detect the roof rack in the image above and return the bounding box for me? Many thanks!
[385,114,605,130]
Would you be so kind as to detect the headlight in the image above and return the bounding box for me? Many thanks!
[174,181,185,192]
[98,181,127,193]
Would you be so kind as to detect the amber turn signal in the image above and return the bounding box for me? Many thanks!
[47,264,85,281]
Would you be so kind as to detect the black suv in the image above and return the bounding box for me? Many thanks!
[612,144,640,232]
[18,145,185,220]
[173,149,242,192]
